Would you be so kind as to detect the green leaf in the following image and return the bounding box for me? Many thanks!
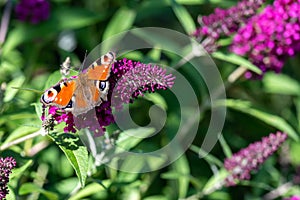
[171,155,190,198]
[218,134,232,158]
[171,0,196,34]
[175,0,206,5]
[144,93,168,110]
[58,145,89,188]
[202,169,228,195]
[212,52,262,74]
[263,72,300,96]
[216,99,299,141]
[10,160,33,180]
[2,126,39,146]
[69,181,110,200]
[189,145,223,167]
[4,75,26,102]
[116,127,156,150]
[289,141,300,165]
[144,196,169,200]
[131,28,183,53]
[102,7,136,52]
[6,185,16,200]
[44,71,62,90]
[19,183,59,200]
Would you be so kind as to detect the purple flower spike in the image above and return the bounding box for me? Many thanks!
[15,0,50,24]
[230,0,300,79]
[111,58,175,109]
[224,132,287,186]
[0,157,16,199]
[193,0,265,52]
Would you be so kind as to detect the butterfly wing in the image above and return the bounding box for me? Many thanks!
[87,51,115,80]
[41,80,76,108]
[71,52,114,116]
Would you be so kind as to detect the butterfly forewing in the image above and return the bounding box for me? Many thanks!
[87,52,115,80]
[41,80,76,108]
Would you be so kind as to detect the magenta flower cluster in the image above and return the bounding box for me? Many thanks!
[230,0,300,79]
[0,157,16,199]
[41,58,175,135]
[15,0,50,24]
[285,196,300,200]
[224,132,287,186]
[193,0,265,52]
[111,58,175,109]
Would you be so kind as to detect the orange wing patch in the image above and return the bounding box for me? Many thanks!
[53,81,76,107]
[87,64,111,80]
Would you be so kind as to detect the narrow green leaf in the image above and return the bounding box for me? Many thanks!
[216,99,299,141]
[171,0,196,34]
[202,169,228,195]
[131,28,182,53]
[189,145,223,167]
[116,127,156,150]
[172,155,190,198]
[69,181,110,200]
[212,52,262,74]
[218,134,232,158]
[2,126,39,146]
[103,7,136,40]
[19,183,59,200]
[175,0,205,5]
[144,196,169,200]
[144,93,168,110]
[58,145,89,187]
[10,160,33,179]
[4,75,26,102]
[294,97,300,132]
[6,185,16,200]
[102,7,136,51]
[263,72,300,96]
[44,71,62,90]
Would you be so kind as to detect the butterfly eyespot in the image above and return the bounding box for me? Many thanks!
[100,81,106,90]
[41,88,58,104]
[95,80,108,91]
[47,91,53,97]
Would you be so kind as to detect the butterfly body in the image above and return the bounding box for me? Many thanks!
[41,52,115,116]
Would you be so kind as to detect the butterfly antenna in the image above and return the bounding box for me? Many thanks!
[79,50,88,73]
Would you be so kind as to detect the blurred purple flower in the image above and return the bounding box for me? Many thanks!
[41,58,175,136]
[230,0,300,79]
[15,0,50,24]
[224,132,287,186]
[0,157,16,199]
[287,195,300,200]
[193,0,265,52]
